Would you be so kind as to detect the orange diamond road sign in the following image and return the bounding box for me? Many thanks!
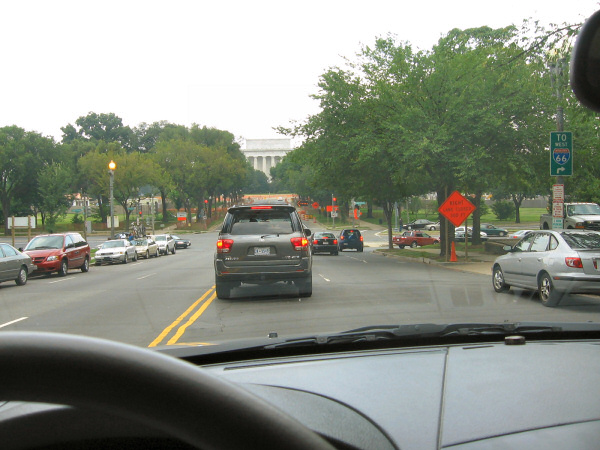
[438,191,476,227]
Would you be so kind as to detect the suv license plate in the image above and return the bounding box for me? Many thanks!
[254,247,271,256]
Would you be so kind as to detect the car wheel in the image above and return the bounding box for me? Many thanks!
[58,259,68,277]
[80,256,90,272]
[539,272,562,307]
[295,276,312,297]
[172,246,176,254]
[0,332,332,450]
[145,250,150,259]
[133,252,138,262]
[15,266,27,286]
[410,241,418,248]
[215,279,233,299]
[156,248,160,257]
[500,231,507,237]
[398,245,405,249]
[492,265,510,293]
[94,261,101,266]
[123,254,128,264]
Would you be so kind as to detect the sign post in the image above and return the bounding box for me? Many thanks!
[438,191,477,262]
[550,132,572,230]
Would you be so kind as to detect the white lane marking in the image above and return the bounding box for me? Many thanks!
[319,274,331,282]
[348,256,368,263]
[48,277,76,284]
[0,317,28,329]
[137,273,156,280]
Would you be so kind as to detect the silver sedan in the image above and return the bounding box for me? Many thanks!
[492,230,600,307]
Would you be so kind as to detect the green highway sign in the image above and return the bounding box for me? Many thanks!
[550,131,572,176]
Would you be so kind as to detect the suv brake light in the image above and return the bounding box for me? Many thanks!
[250,206,272,210]
[290,237,308,251]
[217,239,234,253]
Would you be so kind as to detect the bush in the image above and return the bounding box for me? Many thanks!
[491,201,515,220]
[71,213,84,224]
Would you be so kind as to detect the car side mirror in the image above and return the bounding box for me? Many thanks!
[18,247,23,252]
[304,228,311,236]
[502,245,513,252]
[571,10,600,111]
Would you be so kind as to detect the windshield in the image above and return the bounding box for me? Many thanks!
[2,1,600,354]
[24,236,63,250]
[101,240,126,248]
[567,204,600,215]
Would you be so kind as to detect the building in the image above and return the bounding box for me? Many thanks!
[242,139,293,178]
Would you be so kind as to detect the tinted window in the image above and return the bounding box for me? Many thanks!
[229,210,294,235]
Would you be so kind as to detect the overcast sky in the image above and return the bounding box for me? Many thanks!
[1,0,597,144]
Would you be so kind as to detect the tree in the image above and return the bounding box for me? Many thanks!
[35,163,73,232]
[61,112,134,150]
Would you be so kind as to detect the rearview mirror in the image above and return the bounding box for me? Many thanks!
[571,10,600,111]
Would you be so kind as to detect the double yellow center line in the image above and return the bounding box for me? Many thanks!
[148,287,216,347]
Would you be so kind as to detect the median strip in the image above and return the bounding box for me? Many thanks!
[148,287,215,347]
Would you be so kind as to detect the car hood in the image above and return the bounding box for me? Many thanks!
[204,340,600,449]
[97,247,127,253]
[23,249,62,257]
[573,214,600,221]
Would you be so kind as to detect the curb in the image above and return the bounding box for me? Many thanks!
[376,250,493,275]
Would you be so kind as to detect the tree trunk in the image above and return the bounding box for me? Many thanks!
[382,201,394,250]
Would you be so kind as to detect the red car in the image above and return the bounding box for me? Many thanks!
[22,233,91,276]
[393,231,440,249]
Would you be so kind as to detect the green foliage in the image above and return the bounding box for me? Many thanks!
[491,201,516,220]
[71,213,84,224]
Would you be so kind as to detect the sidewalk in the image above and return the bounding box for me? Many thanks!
[374,246,495,276]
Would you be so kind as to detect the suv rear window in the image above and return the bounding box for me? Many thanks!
[228,209,295,235]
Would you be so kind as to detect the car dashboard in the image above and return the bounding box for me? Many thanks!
[1,336,600,449]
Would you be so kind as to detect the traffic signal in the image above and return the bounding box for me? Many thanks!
[333,197,337,202]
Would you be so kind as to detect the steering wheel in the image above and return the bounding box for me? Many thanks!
[0,332,334,449]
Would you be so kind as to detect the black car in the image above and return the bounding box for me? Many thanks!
[338,229,363,252]
[171,235,191,249]
[403,219,437,230]
[311,231,338,255]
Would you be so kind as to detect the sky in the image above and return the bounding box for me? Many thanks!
[1,0,598,145]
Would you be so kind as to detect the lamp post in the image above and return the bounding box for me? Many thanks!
[108,160,116,239]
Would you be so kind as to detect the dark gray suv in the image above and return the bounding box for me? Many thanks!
[214,202,312,299]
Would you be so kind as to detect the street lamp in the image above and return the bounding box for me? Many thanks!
[108,160,116,239]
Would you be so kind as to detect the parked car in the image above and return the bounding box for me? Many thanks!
[454,227,488,241]
[133,238,160,259]
[393,231,440,249]
[509,229,534,239]
[310,231,338,255]
[492,230,600,307]
[0,243,36,286]
[150,234,176,255]
[403,219,437,230]
[427,221,440,231]
[214,201,312,299]
[338,228,363,252]
[95,239,138,265]
[171,234,191,249]
[480,223,509,236]
[22,233,90,276]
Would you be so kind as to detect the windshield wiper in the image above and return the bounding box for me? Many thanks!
[263,322,570,349]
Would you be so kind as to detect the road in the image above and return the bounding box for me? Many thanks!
[2,229,600,348]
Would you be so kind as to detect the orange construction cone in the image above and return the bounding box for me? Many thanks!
[450,241,458,262]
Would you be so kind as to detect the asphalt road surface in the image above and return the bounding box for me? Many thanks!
[2,229,600,348]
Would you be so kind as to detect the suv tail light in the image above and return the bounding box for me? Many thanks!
[217,239,234,253]
[566,257,583,268]
[313,239,318,245]
[290,237,309,251]
[360,236,363,242]
[333,239,338,245]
